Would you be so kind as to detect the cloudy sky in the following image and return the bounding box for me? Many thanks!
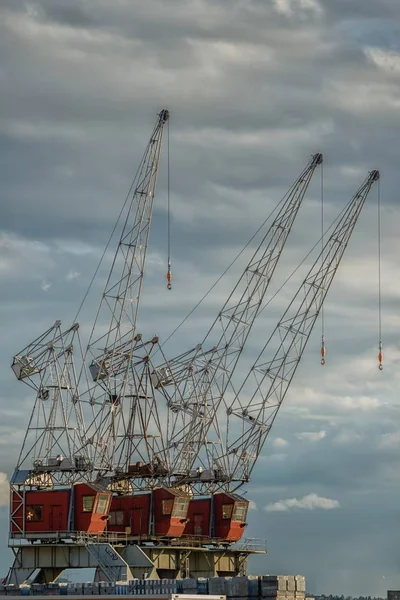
[1,0,400,595]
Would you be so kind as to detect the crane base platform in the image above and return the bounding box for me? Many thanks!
[7,539,266,584]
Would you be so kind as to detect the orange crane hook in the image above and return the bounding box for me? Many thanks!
[378,341,383,370]
[320,335,326,366]
[167,259,172,290]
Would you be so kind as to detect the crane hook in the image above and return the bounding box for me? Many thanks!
[378,341,383,371]
[167,261,172,291]
[320,335,326,366]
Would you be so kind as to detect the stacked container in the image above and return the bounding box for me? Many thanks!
[178,579,196,594]
[0,573,306,598]
[209,578,228,596]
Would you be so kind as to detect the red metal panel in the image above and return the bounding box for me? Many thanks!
[49,505,63,531]
[74,483,96,532]
[107,493,151,535]
[153,488,172,536]
[167,515,186,537]
[128,494,150,536]
[153,488,189,537]
[74,483,111,534]
[184,498,211,537]
[213,492,232,539]
[213,493,248,541]
[87,491,112,534]
[226,518,247,541]
[11,490,70,535]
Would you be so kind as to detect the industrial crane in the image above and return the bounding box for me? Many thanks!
[8,110,183,585]
[7,108,380,584]
[11,321,89,485]
[153,153,323,484]
[9,109,170,493]
[183,169,380,489]
[78,109,171,483]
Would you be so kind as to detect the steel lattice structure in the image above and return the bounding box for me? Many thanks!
[9,108,379,501]
[11,321,89,485]
[154,153,323,484]
[10,110,170,489]
[78,109,170,482]
[155,169,379,492]
[195,169,380,488]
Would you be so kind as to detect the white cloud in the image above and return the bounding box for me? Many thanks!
[333,430,363,445]
[65,270,80,281]
[41,279,51,292]
[274,0,322,17]
[269,453,288,461]
[297,430,326,442]
[264,493,340,512]
[287,384,383,415]
[365,48,400,75]
[272,437,289,448]
[379,432,400,449]
[338,396,381,411]
[146,252,164,270]
[55,240,95,256]
[248,500,257,510]
[0,472,9,506]
[274,0,292,15]
[0,231,51,277]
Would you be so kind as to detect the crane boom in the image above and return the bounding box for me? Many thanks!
[79,109,170,475]
[155,153,323,484]
[215,169,380,487]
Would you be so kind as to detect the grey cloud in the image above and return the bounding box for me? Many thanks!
[319,0,400,21]
[1,0,400,594]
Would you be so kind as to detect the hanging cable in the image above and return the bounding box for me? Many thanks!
[160,166,350,352]
[320,159,326,366]
[378,176,383,370]
[159,190,289,348]
[166,118,172,290]
[72,189,132,324]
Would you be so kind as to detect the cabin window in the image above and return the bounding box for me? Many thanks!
[109,510,124,526]
[95,494,110,514]
[172,497,189,518]
[232,501,248,522]
[162,499,174,515]
[82,495,95,512]
[222,504,233,519]
[26,505,43,522]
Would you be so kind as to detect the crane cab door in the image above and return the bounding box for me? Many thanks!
[193,513,203,536]
[88,492,112,534]
[50,505,63,531]
[130,507,145,535]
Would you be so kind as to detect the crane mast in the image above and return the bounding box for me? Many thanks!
[11,321,88,485]
[215,169,380,488]
[79,109,170,479]
[155,154,323,486]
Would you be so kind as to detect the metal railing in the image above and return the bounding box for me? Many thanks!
[76,530,129,545]
[9,530,266,551]
[9,530,129,546]
[235,537,267,552]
